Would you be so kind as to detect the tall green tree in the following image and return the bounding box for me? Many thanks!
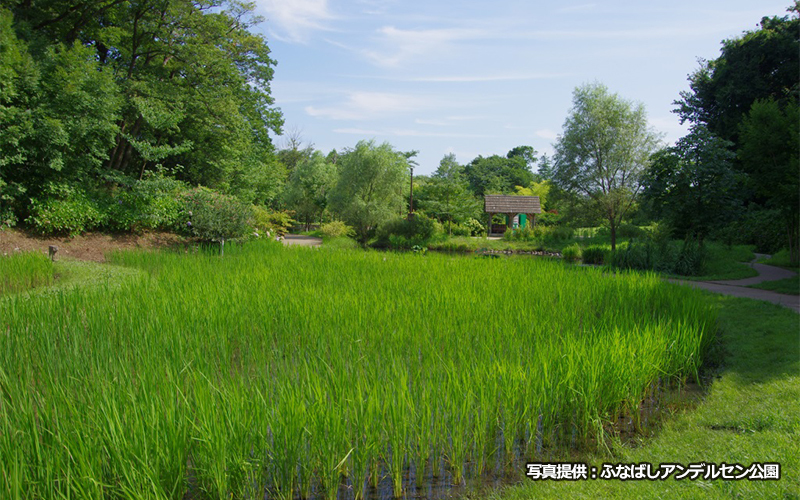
[643,125,739,242]
[553,82,662,250]
[328,140,409,243]
[284,151,337,230]
[416,153,480,234]
[674,7,799,144]
[738,99,800,264]
[673,5,799,261]
[6,0,283,204]
[464,147,536,196]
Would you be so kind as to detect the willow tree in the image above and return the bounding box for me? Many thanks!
[553,82,661,250]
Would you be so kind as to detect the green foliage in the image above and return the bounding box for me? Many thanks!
[712,206,786,254]
[464,147,536,196]
[738,98,799,263]
[415,154,482,233]
[643,125,739,242]
[181,188,253,244]
[104,174,187,233]
[284,151,336,227]
[561,243,581,262]
[463,217,485,236]
[252,206,295,237]
[318,221,355,239]
[0,251,53,295]
[581,245,609,265]
[553,82,662,250]
[1,1,284,227]
[328,140,409,243]
[375,214,440,249]
[25,185,105,236]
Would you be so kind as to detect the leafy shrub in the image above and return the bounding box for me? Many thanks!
[319,221,355,239]
[463,218,485,236]
[104,174,186,232]
[26,185,105,236]
[617,224,645,239]
[581,245,608,265]
[543,226,574,243]
[673,238,707,276]
[181,188,253,247]
[0,206,17,228]
[711,207,785,254]
[537,211,562,226]
[562,243,582,262]
[252,206,295,236]
[450,223,471,237]
[375,214,440,248]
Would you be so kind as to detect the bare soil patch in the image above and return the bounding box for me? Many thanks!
[0,229,190,262]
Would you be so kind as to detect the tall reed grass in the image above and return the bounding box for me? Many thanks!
[0,251,54,296]
[0,240,716,499]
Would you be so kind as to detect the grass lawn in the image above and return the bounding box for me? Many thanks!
[748,276,800,295]
[488,294,800,500]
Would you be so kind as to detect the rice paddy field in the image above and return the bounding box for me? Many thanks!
[0,240,716,500]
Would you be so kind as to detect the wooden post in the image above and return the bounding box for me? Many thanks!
[48,245,58,262]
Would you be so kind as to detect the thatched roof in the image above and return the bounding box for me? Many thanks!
[484,195,541,214]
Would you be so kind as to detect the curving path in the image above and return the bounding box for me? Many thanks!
[281,234,323,247]
[669,254,799,313]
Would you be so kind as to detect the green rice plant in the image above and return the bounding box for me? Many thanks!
[0,240,716,500]
[0,251,54,295]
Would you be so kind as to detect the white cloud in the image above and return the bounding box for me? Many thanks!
[305,91,437,121]
[360,26,487,67]
[255,0,333,43]
[333,127,495,139]
[535,129,558,140]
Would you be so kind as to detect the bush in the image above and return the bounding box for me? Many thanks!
[673,238,707,276]
[319,221,355,239]
[562,243,581,262]
[375,214,440,248]
[252,206,295,236]
[537,211,562,226]
[103,174,186,232]
[711,207,785,254]
[463,218,485,236]
[581,245,608,265]
[26,185,105,236]
[450,223,471,237]
[181,188,253,250]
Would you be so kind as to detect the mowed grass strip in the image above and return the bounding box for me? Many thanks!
[489,295,800,500]
[0,240,716,499]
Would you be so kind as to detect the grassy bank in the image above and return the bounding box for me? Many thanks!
[489,295,800,500]
[0,240,715,499]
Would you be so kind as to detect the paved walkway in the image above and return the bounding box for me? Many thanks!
[282,235,323,247]
[669,254,799,313]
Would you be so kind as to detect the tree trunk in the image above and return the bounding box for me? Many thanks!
[609,218,617,251]
[220,238,225,257]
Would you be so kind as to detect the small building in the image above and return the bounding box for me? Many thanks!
[484,195,541,235]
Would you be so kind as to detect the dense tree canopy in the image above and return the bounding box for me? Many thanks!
[463,147,536,196]
[643,125,739,242]
[0,0,283,222]
[673,5,799,262]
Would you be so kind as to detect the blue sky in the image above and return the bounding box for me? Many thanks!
[252,0,793,175]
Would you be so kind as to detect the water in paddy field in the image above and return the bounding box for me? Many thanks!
[179,385,707,500]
